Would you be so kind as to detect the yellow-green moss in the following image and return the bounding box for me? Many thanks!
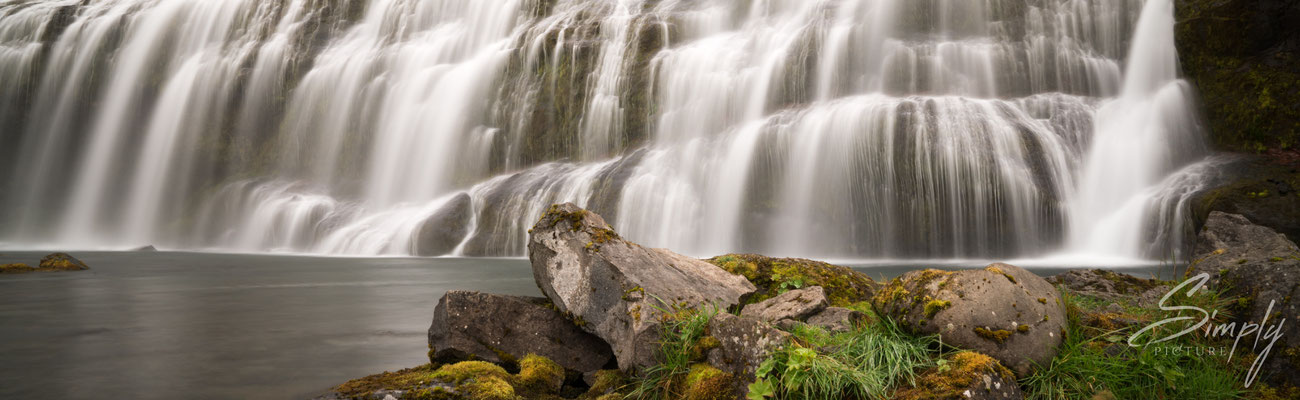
[985,266,1017,284]
[973,327,1013,344]
[461,375,521,400]
[583,370,628,398]
[332,363,442,398]
[515,354,564,394]
[1017,324,1030,333]
[705,254,876,307]
[431,361,510,384]
[681,364,733,400]
[894,352,1016,400]
[690,335,720,361]
[0,263,35,274]
[924,299,952,318]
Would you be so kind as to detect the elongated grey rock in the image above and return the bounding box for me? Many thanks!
[527,203,755,370]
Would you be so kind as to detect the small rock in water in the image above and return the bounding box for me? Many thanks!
[132,245,157,252]
[1,263,37,274]
[38,253,90,271]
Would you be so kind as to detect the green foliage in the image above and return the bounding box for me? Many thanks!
[748,318,938,399]
[1021,290,1246,400]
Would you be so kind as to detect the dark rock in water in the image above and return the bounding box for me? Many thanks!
[1,263,36,274]
[132,245,157,252]
[894,351,1024,400]
[427,290,613,373]
[414,193,472,256]
[38,253,89,271]
[527,203,755,371]
[740,286,827,324]
[704,313,790,398]
[1189,211,1299,388]
[1046,269,1168,307]
[873,263,1067,377]
[800,306,869,333]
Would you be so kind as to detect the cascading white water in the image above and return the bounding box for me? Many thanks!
[0,0,1212,260]
[1067,0,1207,258]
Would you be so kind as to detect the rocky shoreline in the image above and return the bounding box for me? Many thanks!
[319,205,1300,400]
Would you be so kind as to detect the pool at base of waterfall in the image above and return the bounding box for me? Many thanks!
[0,250,1180,399]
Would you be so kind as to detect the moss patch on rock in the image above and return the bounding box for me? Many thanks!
[894,351,1017,400]
[679,363,733,400]
[515,354,564,395]
[333,356,578,400]
[332,363,449,399]
[705,253,877,307]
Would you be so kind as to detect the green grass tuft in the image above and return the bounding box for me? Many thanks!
[748,318,938,399]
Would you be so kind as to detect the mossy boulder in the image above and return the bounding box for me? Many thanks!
[527,203,755,371]
[38,252,89,271]
[873,264,1066,377]
[1189,211,1300,388]
[894,351,1024,400]
[705,253,877,307]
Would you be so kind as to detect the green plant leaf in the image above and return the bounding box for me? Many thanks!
[746,378,775,400]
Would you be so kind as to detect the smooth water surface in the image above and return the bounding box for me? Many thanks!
[0,251,537,399]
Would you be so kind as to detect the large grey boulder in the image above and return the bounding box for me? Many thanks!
[873,264,1067,377]
[705,313,790,398]
[1189,211,1299,388]
[527,203,755,370]
[428,290,614,373]
[740,286,827,324]
[414,193,472,256]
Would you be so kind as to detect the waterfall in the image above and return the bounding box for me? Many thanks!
[0,0,1210,260]
[1067,0,1207,258]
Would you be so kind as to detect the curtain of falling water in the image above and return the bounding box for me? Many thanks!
[0,0,1210,260]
